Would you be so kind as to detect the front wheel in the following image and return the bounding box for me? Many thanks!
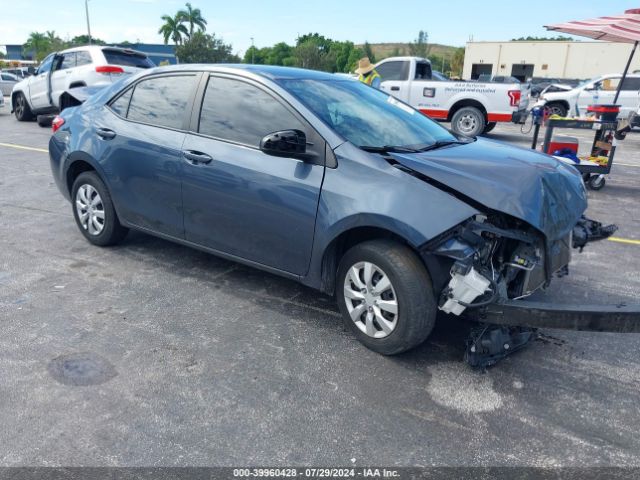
[14,92,34,121]
[451,106,486,137]
[336,240,437,355]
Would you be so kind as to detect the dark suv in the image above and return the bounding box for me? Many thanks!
[49,65,610,356]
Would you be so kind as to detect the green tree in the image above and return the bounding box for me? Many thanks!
[175,31,238,63]
[69,34,106,46]
[450,47,465,77]
[409,30,431,58]
[266,42,294,65]
[23,32,51,62]
[243,45,270,64]
[177,2,207,38]
[511,36,573,41]
[45,31,66,51]
[159,14,189,46]
[362,41,375,63]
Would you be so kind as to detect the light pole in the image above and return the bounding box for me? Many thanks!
[85,0,92,44]
[250,37,255,64]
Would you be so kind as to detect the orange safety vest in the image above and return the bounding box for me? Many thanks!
[359,70,381,86]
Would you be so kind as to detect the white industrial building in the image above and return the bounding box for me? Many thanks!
[463,41,640,81]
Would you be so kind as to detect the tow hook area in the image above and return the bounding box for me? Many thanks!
[465,324,538,369]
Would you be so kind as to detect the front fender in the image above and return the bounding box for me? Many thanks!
[302,143,480,289]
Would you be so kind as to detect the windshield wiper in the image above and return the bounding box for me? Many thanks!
[417,140,468,152]
[359,145,422,153]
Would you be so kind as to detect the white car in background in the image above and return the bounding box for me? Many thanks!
[11,45,154,122]
[1,72,19,96]
[537,73,640,117]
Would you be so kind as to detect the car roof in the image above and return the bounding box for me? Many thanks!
[147,64,345,82]
[59,45,148,56]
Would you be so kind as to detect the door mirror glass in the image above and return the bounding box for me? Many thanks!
[27,66,35,75]
[260,129,307,158]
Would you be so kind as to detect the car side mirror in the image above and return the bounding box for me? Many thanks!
[260,129,307,158]
[27,66,35,75]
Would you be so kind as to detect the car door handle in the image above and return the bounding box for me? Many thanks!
[183,150,213,165]
[391,86,400,91]
[96,128,116,140]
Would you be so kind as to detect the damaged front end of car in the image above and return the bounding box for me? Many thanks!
[385,139,639,368]
[422,213,625,368]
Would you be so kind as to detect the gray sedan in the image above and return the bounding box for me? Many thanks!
[0,72,18,96]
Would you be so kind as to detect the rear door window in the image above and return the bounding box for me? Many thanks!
[60,52,76,70]
[76,51,93,66]
[102,49,155,69]
[126,75,196,129]
[621,77,640,91]
[198,76,305,147]
[109,88,133,117]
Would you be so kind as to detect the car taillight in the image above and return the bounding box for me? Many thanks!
[508,90,521,107]
[95,65,124,74]
[52,115,65,133]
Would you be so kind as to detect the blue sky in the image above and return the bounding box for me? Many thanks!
[2,0,640,55]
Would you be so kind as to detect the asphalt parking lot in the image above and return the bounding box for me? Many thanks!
[1,102,640,467]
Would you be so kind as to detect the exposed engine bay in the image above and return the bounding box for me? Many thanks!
[423,214,618,368]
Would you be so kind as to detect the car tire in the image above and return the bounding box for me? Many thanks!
[71,171,128,246]
[451,106,486,137]
[546,102,568,117]
[336,239,437,355]
[37,114,54,128]
[14,92,34,121]
[483,122,497,134]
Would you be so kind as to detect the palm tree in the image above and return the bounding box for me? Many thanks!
[177,2,207,38]
[23,32,51,62]
[158,14,188,46]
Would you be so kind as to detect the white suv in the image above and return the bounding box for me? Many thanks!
[12,45,154,121]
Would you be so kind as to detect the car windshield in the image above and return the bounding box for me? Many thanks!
[279,78,457,149]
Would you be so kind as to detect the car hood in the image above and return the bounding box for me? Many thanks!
[388,138,587,240]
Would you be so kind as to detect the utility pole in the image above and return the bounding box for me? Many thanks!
[85,0,92,44]
[250,37,255,64]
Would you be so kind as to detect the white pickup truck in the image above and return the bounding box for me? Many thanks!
[375,56,530,136]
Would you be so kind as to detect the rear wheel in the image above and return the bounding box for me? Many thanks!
[483,122,497,134]
[336,240,437,355]
[14,92,34,121]
[71,172,128,246]
[546,102,568,117]
[451,106,486,137]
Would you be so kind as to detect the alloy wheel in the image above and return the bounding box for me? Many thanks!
[16,95,24,117]
[343,261,398,339]
[75,184,105,235]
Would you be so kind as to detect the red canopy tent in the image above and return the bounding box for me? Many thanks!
[546,8,640,103]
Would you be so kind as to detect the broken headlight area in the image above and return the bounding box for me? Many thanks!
[424,214,616,317]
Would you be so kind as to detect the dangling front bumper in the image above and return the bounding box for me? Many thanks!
[465,300,640,333]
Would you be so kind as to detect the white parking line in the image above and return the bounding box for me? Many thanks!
[0,142,48,153]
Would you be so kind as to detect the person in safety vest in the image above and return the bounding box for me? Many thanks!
[355,57,381,89]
